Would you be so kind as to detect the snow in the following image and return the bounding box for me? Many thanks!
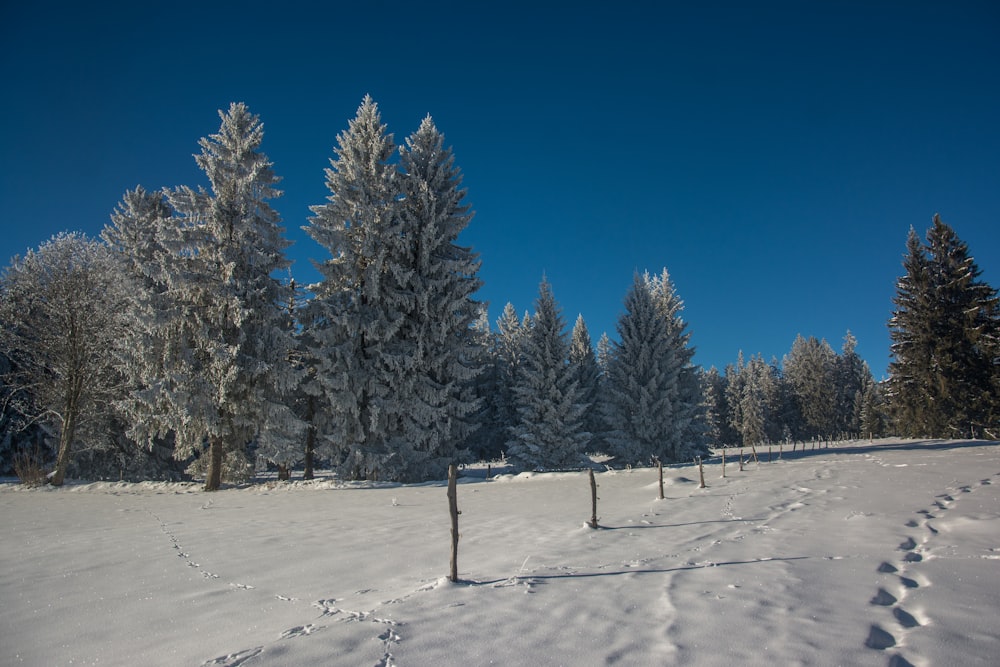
[2,438,999,666]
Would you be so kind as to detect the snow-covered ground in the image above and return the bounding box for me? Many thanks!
[2,438,999,666]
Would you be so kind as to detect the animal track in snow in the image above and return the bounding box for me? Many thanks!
[201,646,263,667]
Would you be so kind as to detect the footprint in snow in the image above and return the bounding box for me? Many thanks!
[870,588,897,606]
[864,624,896,650]
[898,537,917,551]
[893,607,921,629]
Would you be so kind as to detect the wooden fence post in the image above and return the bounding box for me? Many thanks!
[448,464,459,582]
[658,459,665,500]
[698,457,706,488]
[721,448,726,478]
[588,469,600,529]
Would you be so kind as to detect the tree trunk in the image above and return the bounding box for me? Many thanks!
[277,463,290,481]
[205,439,224,491]
[303,396,316,480]
[49,413,76,487]
[447,464,459,582]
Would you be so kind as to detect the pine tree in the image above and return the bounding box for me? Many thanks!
[472,303,524,461]
[648,269,707,453]
[305,96,399,480]
[834,331,871,437]
[702,366,727,445]
[102,187,183,479]
[888,216,999,438]
[393,115,484,480]
[569,315,601,453]
[783,335,838,439]
[725,354,746,446]
[602,271,701,465]
[116,103,301,491]
[859,376,887,439]
[507,278,589,470]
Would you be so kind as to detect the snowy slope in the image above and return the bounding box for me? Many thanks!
[2,439,998,666]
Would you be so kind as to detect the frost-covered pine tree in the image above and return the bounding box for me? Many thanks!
[471,303,524,461]
[507,279,589,470]
[603,271,704,464]
[783,335,838,440]
[647,269,707,453]
[602,273,677,464]
[305,96,399,480]
[888,217,999,438]
[391,115,484,480]
[725,353,746,446]
[596,332,612,378]
[702,366,726,445]
[569,315,601,453]
[834,332,872,437]
[116,103,302,491]
[101,187,183,479]
[308,98,485,481]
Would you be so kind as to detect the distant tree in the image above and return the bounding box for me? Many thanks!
[648,269,708,451]
[783,335,838,439]
[507,278,589,470]
[702,366,728,445]
[596,332,612,378]
[493,302,531,460]
[888,217,1000,438]
[724,354,746,446]
[859,376,888,439]
[0,233,128,486]
[834,331,872,436]
[569,314,602,453]
[739,354,784,447]
[603,271,703,464]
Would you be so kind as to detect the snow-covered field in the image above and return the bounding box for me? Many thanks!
[2,439,999,666]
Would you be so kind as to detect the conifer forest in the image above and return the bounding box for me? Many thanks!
[1,99,998,488]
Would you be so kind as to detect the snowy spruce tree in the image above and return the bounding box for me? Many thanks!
[603,271,705,465]
[306,98,483,481]
[834,332,872,437]
[392,115,484,480]
[569,315,602,453]
[507,278,589,470]
[888,217,999,438]
[475,303,528,461]
[113,103,302,491]
[783,335,838,440]
[305,96,400,480]
[648,269,707,450]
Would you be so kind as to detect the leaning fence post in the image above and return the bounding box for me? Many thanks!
[448,464,460,582]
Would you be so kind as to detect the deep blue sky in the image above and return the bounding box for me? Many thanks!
[2,1,998,377]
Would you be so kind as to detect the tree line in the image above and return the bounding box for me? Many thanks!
[1,99,997,487]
